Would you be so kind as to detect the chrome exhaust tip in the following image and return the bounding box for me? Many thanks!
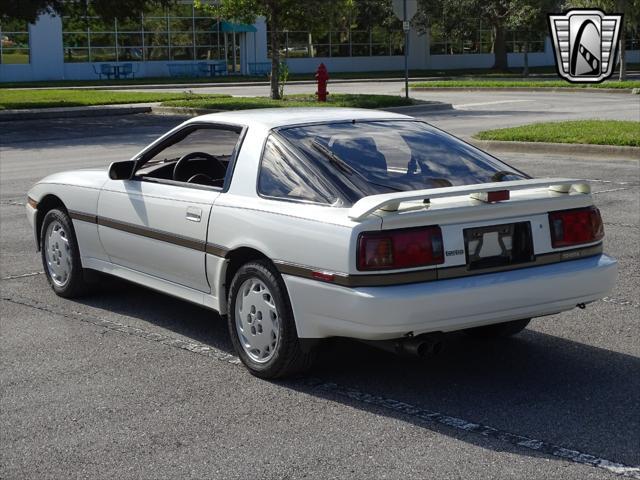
[398,334,445,358]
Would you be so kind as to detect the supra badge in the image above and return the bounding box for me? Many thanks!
[548,9,622,83]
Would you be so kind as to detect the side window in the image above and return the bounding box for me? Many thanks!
[258,137,336,204]
[136,126,242,187]
[148,127,240,164]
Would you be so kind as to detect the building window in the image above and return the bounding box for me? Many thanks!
[267,24,404,59]
[0,19,30,64]
[625,28,639,51]
[429,21,545,55]
[62,3,223,63]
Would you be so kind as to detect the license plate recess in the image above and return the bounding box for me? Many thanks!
[464,222,534,270]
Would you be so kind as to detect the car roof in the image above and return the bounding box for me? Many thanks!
[187,107,414,130]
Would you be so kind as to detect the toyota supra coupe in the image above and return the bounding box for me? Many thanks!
[26,108,617,378]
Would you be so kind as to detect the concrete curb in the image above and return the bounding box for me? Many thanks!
[0,104,153,121]
[410,86,637,94]
[468,138,640,160]
[151,105,223,116]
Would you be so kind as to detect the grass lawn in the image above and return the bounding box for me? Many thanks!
[162,93,415,110]
[411,79,640,89]
[475,120,640,147]
[0,89,230,110]
[0,90,414,111]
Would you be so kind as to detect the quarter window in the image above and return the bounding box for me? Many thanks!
[258,137,336,204]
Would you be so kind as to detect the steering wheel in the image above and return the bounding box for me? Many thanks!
[173,151,226,183]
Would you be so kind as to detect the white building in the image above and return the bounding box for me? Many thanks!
[1,7,638,83]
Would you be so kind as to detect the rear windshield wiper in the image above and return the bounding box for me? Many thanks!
[310,139,401,192]
[310,139,355,175]
[491,170,529,182]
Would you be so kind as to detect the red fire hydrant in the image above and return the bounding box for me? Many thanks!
[316,63,329,102]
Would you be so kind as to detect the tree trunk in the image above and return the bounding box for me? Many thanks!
[523,40,529,77]
[618,27,626,81]
[492,23,508,72]
[268,2,281,100]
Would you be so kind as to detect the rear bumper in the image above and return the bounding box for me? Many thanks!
[284,254,617,340]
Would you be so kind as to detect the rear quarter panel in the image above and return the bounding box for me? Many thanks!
[210,193,381,273]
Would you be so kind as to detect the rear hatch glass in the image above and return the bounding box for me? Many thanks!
[278,120,528,201]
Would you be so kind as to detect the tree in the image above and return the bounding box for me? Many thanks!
[506,0,558,76]
[1,0,63,23]
[416,0,560,71]
[1,0,176,23]
[563,0,640,80]
[198,0,352,100]
[414,0,478,55]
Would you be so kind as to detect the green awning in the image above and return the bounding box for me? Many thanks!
[219,21,257,33]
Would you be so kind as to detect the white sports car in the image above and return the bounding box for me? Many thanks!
[26,108,617,378]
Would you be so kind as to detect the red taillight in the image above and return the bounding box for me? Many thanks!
[471,190,510,203]
[357,226,444,271]
[549,207,604,248]
[487,190,510,202]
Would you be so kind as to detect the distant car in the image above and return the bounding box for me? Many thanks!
[1,35,15,48]
[26,108,617,378]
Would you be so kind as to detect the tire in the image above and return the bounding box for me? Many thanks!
[227,259,316,379]
[40,208,91,298]
[464,318,531,339]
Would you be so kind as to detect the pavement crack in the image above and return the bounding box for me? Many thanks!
[300,379,640,479]
[601,296,640,309]
[0,199,26,206]
[604,222,639,229]
[1,271,44,280]
[2,291,639,479]
[0,292,241,365]
[593,187,631,194]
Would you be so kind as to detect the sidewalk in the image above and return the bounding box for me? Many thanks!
[5,71,639,91]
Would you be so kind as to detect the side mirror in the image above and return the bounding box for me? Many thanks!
[108,160,136,180]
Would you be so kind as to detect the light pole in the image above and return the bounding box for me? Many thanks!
[403,0,409,99]
[392,0,416,99]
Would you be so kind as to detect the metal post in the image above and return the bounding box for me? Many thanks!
[403,0,409,99]
[115,18,119,63]
[232,30,237,73]
[192,3,196,61]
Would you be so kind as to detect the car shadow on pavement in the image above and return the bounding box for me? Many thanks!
[0,114,188,151]
[78,276,640,468]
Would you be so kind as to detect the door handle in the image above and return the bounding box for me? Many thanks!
[186,206,202,222]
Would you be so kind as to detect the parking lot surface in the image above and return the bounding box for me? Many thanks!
[1,95,639,479]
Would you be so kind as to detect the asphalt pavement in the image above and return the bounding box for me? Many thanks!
[125,80,640,137]
[1,91,639,479]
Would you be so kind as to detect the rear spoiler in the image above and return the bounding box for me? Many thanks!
[348,178,591,221]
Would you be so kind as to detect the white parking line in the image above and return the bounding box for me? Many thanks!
[2,291,639,479]
[454,99,533,108]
